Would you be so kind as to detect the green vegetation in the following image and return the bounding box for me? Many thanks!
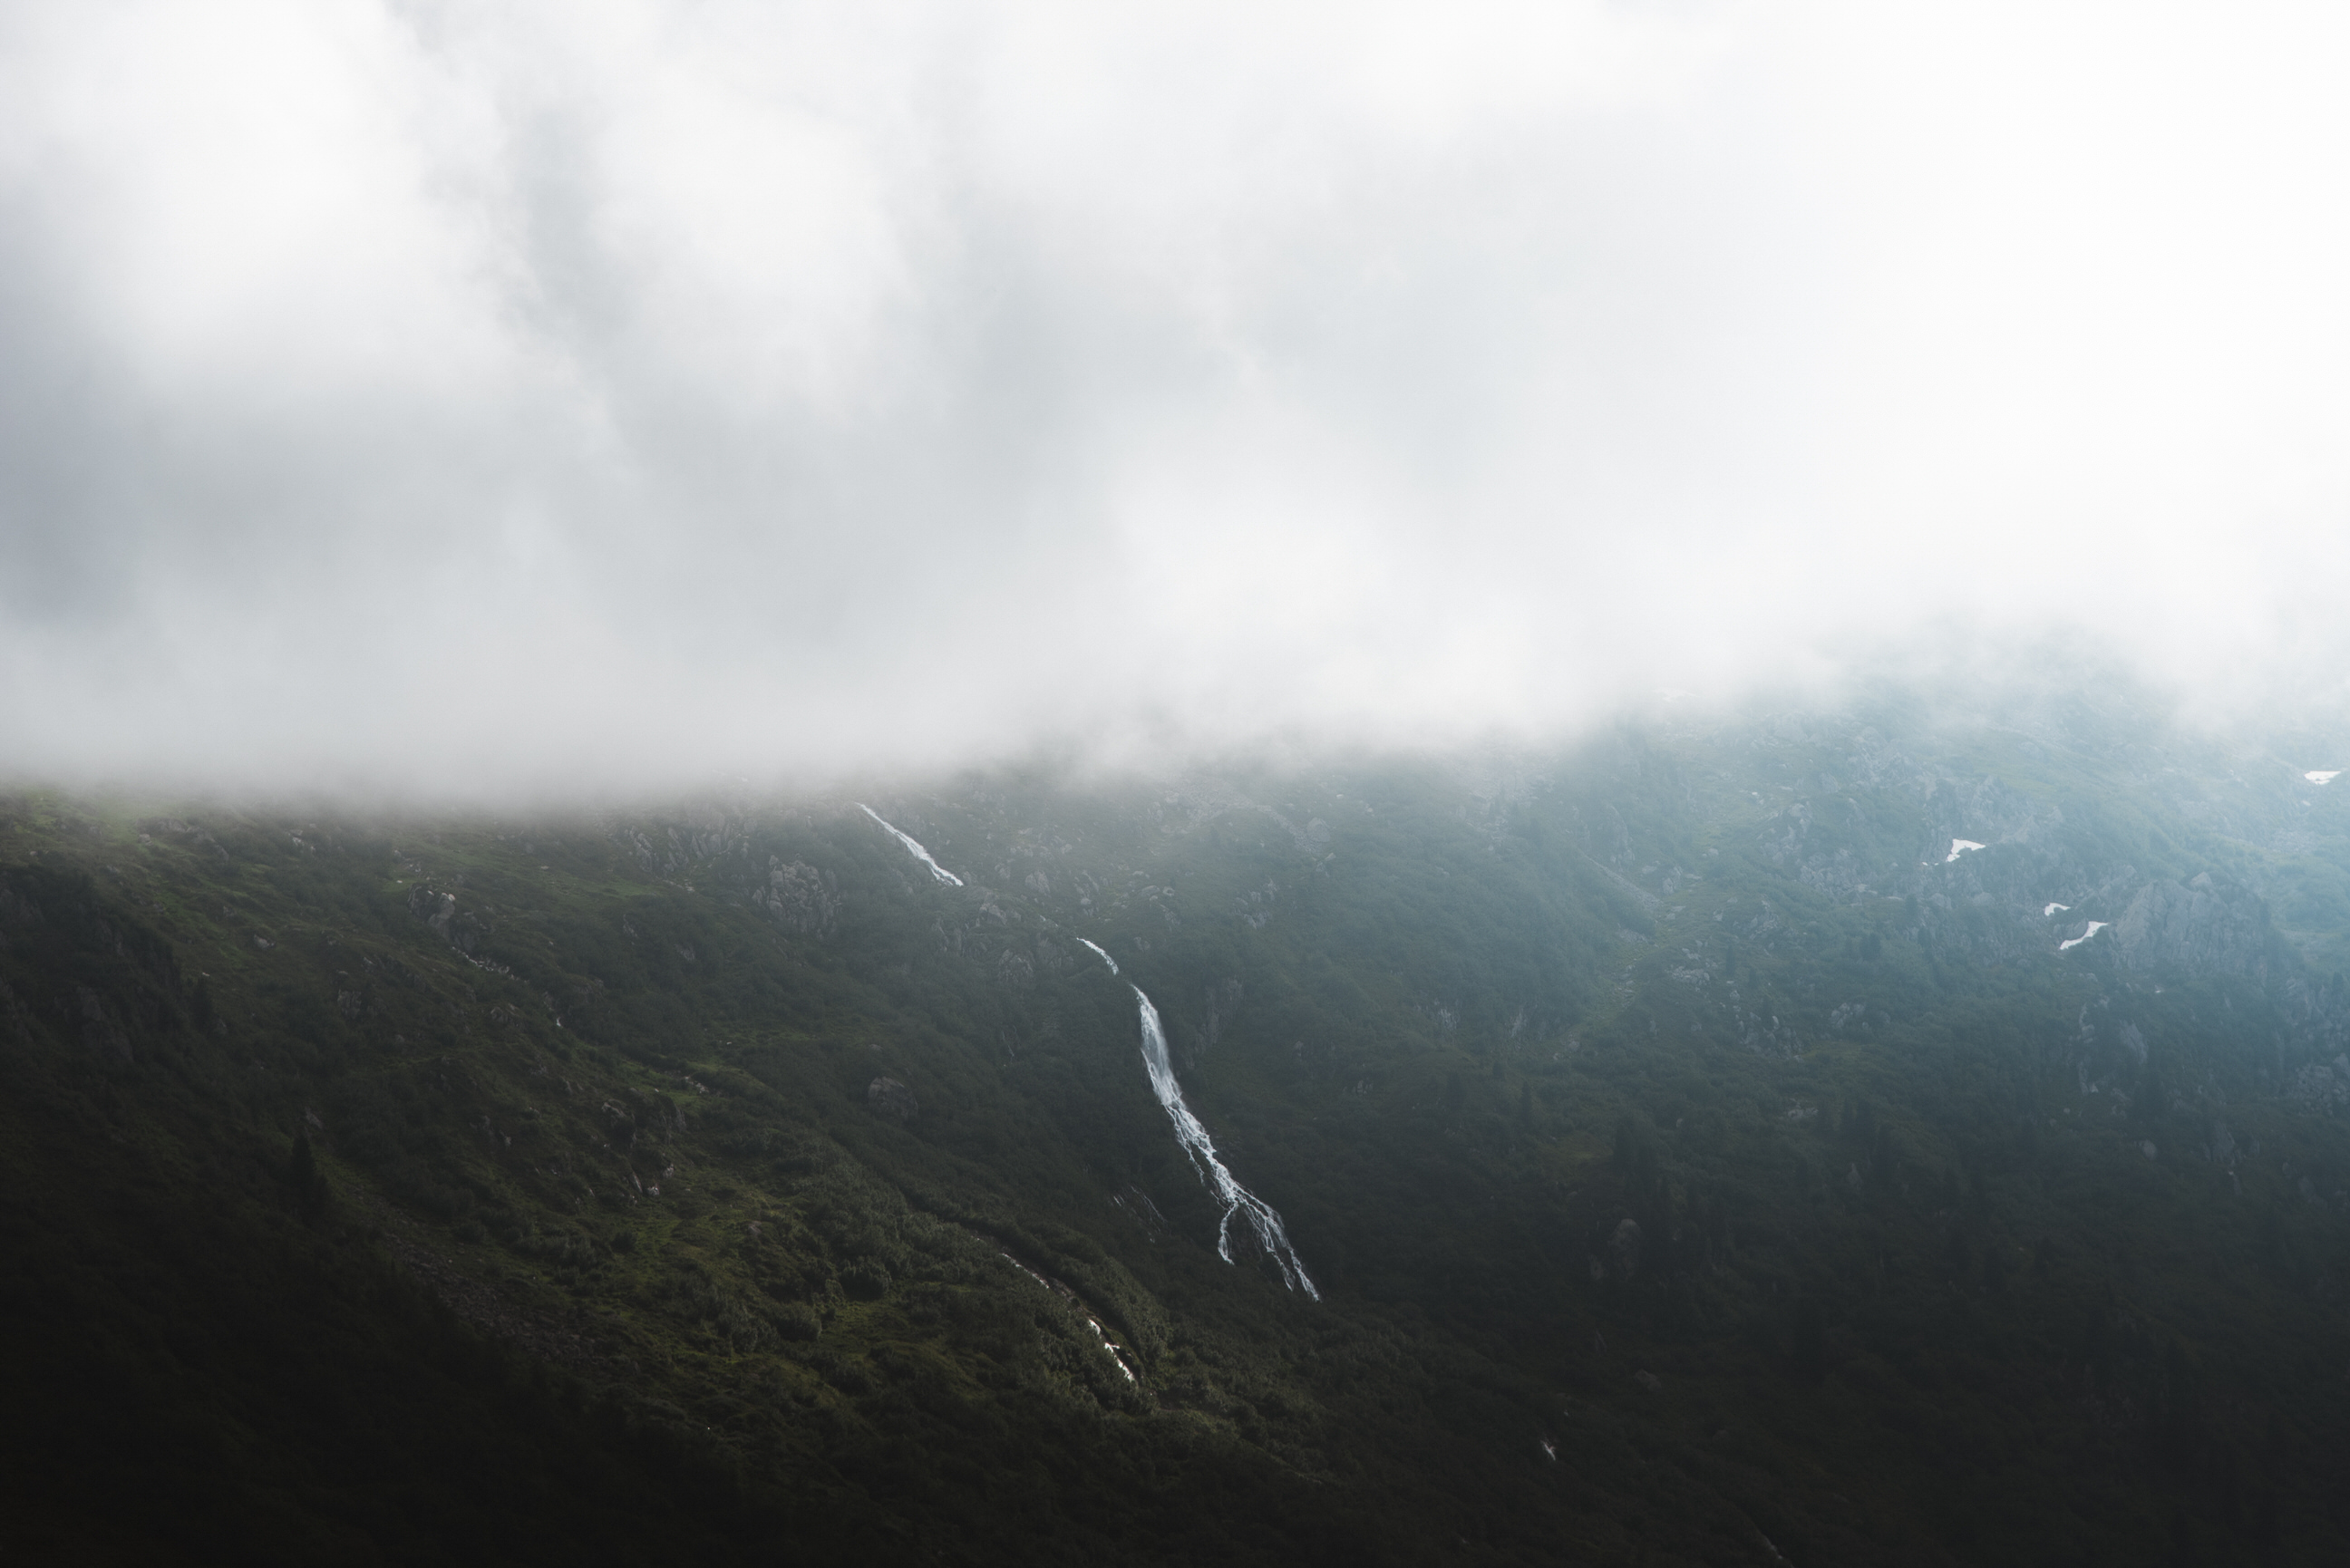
[6,686,2350,1563]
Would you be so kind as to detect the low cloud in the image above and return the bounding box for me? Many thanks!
[5,1,2348,798]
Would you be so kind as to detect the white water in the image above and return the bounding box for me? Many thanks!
[857,804,964,886]
[1078,941,1316,1299]
[1132,986,1320,1298]
[2044,902,2071,917]
[2059,920,2110,953]
[1001,1252,1138,1382]
[1945,839,1987,863]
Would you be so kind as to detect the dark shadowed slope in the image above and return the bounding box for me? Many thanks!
[6,688,2350,1563]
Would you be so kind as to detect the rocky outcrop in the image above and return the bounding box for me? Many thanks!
[1184,977,1244,1068]
[615,808,749,878]
[407,885,457,941]
[1608,1216,1643,1279]
[866,1076,918,1122]
[2289,1057,2350,1113]
[77,983,131,1062]
[2109,874,2274,981]
[751,859,839,938]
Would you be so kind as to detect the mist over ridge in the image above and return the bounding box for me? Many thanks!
[16,530,2350,1558]
[6,1,2350,796]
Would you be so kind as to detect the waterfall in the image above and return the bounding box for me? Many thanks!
[1080,941,1316,1299]
[857,804,964,886]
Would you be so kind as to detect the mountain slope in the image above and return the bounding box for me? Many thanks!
[7,686,2350,1563]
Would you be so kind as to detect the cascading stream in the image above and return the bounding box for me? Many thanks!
[1081,942,1316,1300]
[857,804,964,886]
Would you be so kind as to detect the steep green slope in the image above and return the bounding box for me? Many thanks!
[7,685,2350,1563]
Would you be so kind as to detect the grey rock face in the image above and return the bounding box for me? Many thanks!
[1185,976,1245,1067]
[752,859,839,938]
[2110,876,2272,980]
[77,983,131,1062]
[1608,1216,1643,1279]
[866,1076,918,1122]
[406,885,458,942]
[2289,1057,2350,1113]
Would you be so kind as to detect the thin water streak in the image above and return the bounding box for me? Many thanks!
[857,803,964,886]
[1078,941,1316,1299]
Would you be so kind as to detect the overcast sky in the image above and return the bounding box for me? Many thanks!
[4,1,2348,797]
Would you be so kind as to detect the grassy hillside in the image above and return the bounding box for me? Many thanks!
[7,687,2350,1563]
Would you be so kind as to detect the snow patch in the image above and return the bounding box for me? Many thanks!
[857,804,963,886]
[1945,839,1987,863]
[2059,920,2110,953]
[2307,770,2341,785]
[2044,902,2071,917]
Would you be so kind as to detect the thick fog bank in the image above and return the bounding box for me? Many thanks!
[5,2,2349,796]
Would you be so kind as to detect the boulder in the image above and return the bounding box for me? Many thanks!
[1607,1216,1643,1279]
[867,1076,918,1122]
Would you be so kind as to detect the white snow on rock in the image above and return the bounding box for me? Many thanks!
[1945,839,1987,863]
[2059,920,2110,953]
[2044,902,2071,917]
[2306,770,2341,785]
[857,804,963,886]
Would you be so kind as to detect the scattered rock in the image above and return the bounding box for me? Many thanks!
[406,886,458,942]
[76,984,131,1063]
[752,859,840,937]
[867,1076,918,1122]
[2289,1057,2350,1114]
[2111,876,2272,981]
[1608,1216,1643,1279]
